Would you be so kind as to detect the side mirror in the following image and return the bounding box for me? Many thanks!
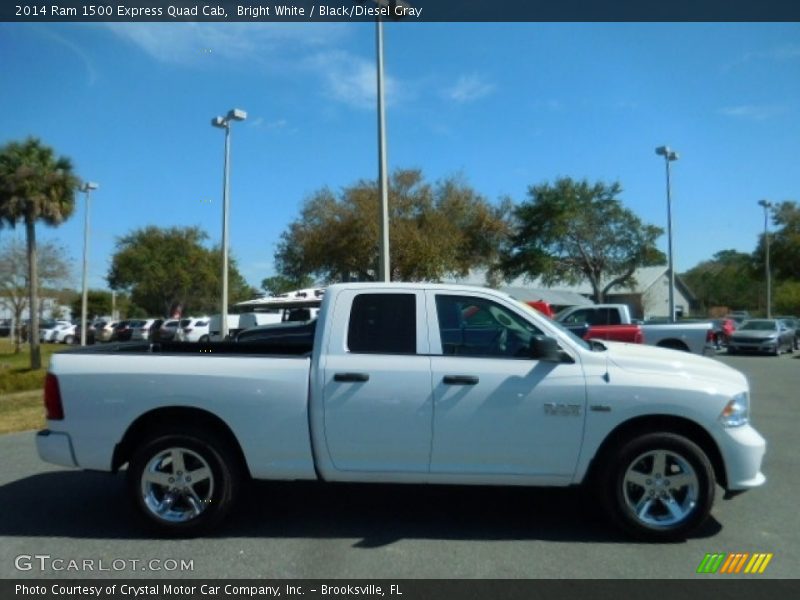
[529,336,561,362]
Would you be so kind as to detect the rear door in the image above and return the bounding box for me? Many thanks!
[321,289,433,473]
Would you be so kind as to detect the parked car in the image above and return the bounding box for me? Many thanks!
[74,324,96,345]
[53,323,77,345]
[157,319,180,341]
[38,282,766,541]
[130,319,160,341]
[0,318,11,337]
[93,320,118,342]
[110,320,133,342]
[775,316,799,350]
[40,321,72,343]
[728,319,794,355]
[181,317,210,342]
[555,304,712,354]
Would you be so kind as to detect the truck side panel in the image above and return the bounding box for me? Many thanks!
[48,353,317,480]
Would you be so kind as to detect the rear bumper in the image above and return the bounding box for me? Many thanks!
[36,430,77,468]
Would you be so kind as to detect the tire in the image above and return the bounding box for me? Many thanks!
[198,335,210,343]
[127,428,241,536]
[598,432,715,542]
[63,335,74,345]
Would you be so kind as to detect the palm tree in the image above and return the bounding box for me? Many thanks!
[0,138,79,369]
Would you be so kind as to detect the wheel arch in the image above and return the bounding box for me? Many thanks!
[586,414,727,489]
[112,406,251,479]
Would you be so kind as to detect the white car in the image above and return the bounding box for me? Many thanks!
[181,317,210,342]
[40,321,72,343]
[52,323,77,344]
[130,319,160,341]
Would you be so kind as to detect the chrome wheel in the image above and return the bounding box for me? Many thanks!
[140,447,214,523]
[622,449,699,528]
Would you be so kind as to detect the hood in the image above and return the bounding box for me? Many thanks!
[602,341,747,391]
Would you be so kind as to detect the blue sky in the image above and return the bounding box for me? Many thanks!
[1,22,799,292]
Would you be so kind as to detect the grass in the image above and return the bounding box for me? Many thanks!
[0,390,44,434]
[0,338,70,433]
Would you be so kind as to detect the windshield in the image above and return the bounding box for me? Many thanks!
[739,320,777,331]
[516,300,591,351]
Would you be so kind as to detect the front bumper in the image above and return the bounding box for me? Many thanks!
[729,339,778,353]
[36,430,77,468]
[718,424,767,491]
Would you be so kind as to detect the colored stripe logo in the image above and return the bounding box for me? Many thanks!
[697,553,773,574]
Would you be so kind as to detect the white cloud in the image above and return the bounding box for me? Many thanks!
[104,22,348,65]
[305,51,403,110]
[104,23,406,111]
[445,74,495,103]
[719,104,787,121]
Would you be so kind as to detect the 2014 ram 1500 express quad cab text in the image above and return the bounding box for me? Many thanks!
[37,283,766,540]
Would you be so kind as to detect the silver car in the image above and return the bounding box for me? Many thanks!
[728,319,794,356]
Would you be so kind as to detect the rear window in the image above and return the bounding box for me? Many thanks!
[347,293,416,354]
[196,320,208,327]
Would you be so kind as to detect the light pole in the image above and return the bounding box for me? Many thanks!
[362,0,409,282]
[79,181,99,346]
[211,108,247,339]
[758,199,773,318]
[655,145,679,322]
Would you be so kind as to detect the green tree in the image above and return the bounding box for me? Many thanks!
[261,274,315,296]
[754,201,800,281]
[497,178,665,302]
[681,250,760,312]
[69,289,113,321]
[774,280,800,315]
[0,137,78,369]
[0,239,72,353]
[275,169,510,282]
[107,226,253,316]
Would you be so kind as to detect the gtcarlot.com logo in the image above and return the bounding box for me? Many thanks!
[697,552,773,574]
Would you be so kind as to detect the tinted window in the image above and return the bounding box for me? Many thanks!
[180,319,191,327]
[436,295,543,359]
[347,294,416,354]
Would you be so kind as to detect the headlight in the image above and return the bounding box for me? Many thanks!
[719,392,749,427]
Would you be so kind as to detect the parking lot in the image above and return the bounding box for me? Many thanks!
[0,352,797,579]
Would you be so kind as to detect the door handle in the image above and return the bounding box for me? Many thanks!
[334,372,370,382]
[443,375,479,385]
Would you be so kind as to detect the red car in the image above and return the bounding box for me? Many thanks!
[712,318,736,348]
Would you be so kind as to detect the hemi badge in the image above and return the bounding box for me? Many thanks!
[590,405,612,412]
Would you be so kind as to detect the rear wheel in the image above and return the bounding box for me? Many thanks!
[198,335,210,343]
[63,335,74,345]
[599,432,715,541]
[127,428,241,536]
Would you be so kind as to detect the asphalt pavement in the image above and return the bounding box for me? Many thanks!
[0,352,797,579]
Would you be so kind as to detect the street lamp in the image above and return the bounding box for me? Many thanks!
[758,199,773,318]
[79,181,99,347]
[655,145,679,323]
[361,0,410,282]
[211,108,247,339]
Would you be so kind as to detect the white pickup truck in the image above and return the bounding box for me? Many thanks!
[555,304,715,355]
[37,283,766,541]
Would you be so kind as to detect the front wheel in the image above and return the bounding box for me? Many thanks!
[127,429,241,536]
[599,432,715,541]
